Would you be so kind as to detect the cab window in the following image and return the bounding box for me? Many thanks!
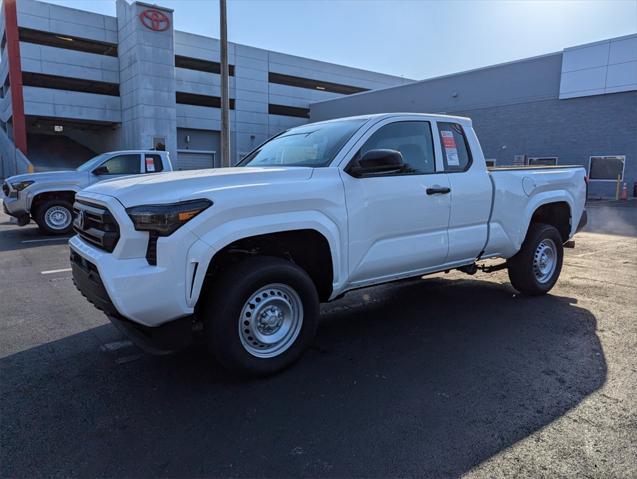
[437,122,472,172]
[358,121,435,175]
[144,154,164,173]
[100,154,141,175]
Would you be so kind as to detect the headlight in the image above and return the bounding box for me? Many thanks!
[11,180,34,192]
[126,199,212,236]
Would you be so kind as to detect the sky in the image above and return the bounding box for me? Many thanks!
[42,0,637,80]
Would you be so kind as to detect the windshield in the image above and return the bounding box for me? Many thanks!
[76,153,111,172]
[239,119,366,168]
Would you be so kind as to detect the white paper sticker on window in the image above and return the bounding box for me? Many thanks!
[145,156,155,172]
[441,130,460,166]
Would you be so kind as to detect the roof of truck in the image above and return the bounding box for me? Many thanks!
[312,112,473,127]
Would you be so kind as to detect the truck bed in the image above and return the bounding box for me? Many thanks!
[483,165,587,259]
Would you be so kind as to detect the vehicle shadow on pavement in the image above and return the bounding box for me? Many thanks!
[0,223,71,252]
[0,276,605,478]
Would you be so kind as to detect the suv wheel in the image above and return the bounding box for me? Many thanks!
[35,199,74,235]
[507,222,564,295]
[202,256,319,376]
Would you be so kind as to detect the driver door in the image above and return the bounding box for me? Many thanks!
[341,120,451,286]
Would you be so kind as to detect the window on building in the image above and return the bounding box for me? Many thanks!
[357,121,436,175]
[22,72,119,96]
[589,156,625,181]
[99,154,141,175]
[529,157,558,166]
[18,28,117,56]
[175,55,235,75]
[144,154,164,173]
[176,92,235,109]
[268,104,310,118]
[268,72,369,95]
[485,159,497,167]
[437,122,472,172]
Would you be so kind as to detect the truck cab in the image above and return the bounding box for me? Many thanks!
[2,150,172,235]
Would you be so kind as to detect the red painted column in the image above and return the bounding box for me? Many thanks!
[3,0,27,155]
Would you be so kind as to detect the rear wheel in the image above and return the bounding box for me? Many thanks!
[35,199,74,235]
[202,256,319,376]
[507,223,564,295]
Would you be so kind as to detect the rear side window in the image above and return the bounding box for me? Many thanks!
[100,154,141,175]
[438,122,472,172]
[144,154,164,173]
[358,121,436,175]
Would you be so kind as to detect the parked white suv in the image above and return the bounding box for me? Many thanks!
[2,150,172,235]
[70,114,587,376]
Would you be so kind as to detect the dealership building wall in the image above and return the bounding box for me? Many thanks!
[311,34,637,198]
[0,0,411,177]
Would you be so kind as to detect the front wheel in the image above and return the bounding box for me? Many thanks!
[202,256,319,376]
[507,223,564,296]
[35,199,74,235]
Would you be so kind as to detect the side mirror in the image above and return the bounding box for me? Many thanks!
[347,149,404,178]
[92,165,109,175]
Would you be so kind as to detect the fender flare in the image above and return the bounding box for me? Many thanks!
[519,191,575,247]
[27,187,80,211]
[185,210,344,307]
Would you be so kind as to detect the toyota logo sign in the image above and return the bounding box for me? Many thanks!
[139,9,170,32]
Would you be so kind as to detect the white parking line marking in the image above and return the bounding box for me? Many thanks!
[41,268,72,275]
[21,237,71,244]
[115,353,144,364]
[101,340,134,352]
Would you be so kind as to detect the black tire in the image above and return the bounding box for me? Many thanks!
[34,199,74,235]
[202,256,320,377]
[507,222,564,296]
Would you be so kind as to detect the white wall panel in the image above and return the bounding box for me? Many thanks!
[560,34,637,99]
[23,86,121,122]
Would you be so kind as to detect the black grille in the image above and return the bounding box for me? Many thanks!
[2,182,9,197]
[73,200,120,252]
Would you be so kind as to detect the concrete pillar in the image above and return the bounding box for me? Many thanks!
[116,0,177,162]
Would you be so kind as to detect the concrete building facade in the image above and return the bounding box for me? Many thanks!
[310,35,637,198]
[0,0,411,176]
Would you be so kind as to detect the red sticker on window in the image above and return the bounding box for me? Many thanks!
[145,156,155,172]
[441,130,456,149]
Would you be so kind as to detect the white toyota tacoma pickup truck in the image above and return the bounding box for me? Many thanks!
[70,114,587,376]
[2,150,172,235]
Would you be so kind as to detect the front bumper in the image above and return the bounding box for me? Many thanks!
[2,193,30,222]
[71,249,195,354]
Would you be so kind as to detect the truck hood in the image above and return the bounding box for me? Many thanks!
[6,170,85,186]
[82,167,315,207]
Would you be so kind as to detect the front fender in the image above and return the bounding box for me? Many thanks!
[25,185,82,211]
[184,211,344,308]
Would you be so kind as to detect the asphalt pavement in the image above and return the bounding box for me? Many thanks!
[0,202,635,478]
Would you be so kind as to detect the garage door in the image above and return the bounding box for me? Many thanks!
[177,151,216,170]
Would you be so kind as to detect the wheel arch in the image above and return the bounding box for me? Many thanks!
[187,213,344,307]
[522,192,574,245]
[30,189,78,215]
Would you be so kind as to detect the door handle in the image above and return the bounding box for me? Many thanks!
[426,186,451,195]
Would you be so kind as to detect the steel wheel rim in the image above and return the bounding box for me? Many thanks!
[45,206,72,230]
[533,238,557,284]
[239,283,304,358]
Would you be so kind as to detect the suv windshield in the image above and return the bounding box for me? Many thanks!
[239,119,366,168]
